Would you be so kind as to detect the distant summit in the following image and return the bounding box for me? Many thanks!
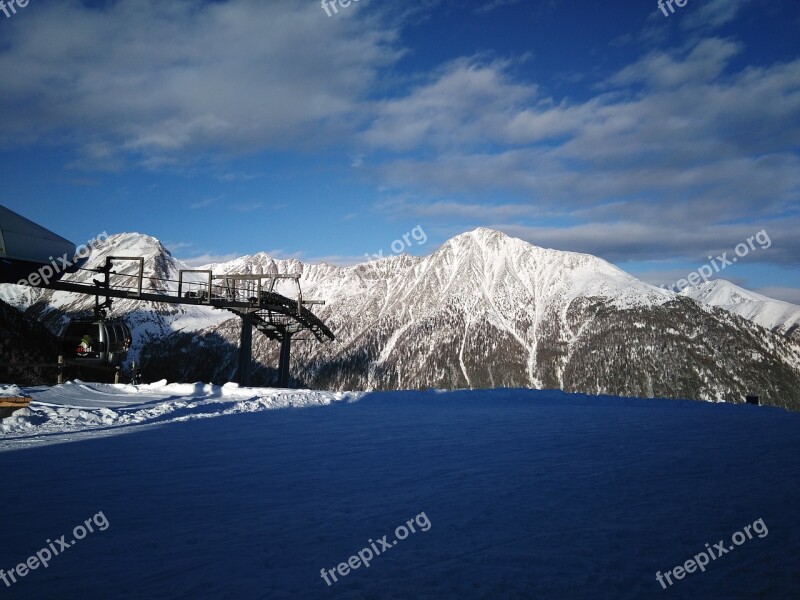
[681,280,800,339]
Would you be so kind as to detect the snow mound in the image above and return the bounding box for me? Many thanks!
[0,380,363,450]
[0,383,23,396]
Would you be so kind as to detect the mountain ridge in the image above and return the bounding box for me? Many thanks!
[2,228,800,408]
[681,280,800,338]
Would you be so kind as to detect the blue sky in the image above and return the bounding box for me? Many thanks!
[0,0,798,300]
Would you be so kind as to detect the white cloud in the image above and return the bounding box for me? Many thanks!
[358,38,800,266]
[180,253,242,268]
[609,38,742,89]
[376,196,537,220]
[189,197,220,210]
[360,57,537,151]
[474,0,522,15]
[0,0,401,168]
[232,202,263,213]
[681,0,756,32]
[163,241,195,252]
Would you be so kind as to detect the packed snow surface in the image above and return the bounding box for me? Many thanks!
[0,380,360,449]
[1,385,799,599]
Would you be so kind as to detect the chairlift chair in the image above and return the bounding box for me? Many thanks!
[60,317,131,367]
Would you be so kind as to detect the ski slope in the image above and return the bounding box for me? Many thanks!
[1,384,799,598]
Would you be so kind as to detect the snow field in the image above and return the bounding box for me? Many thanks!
[1,387,799,598]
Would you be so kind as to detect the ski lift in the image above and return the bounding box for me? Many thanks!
[61,317,131,366]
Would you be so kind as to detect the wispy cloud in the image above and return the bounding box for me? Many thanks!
[681,0,756,32]
[474,0,521,15]
[218,171,262,182]
[61,177,101,187]
[377,197,535,220]
[189,197,219,210]
[179,253,242,268]
[164,241,195,252]
[232,202,263,213]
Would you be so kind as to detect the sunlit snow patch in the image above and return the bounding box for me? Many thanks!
[0,380,363,450]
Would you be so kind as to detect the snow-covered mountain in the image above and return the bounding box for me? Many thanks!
[681,280,800,339]
[3,228,800,408]
[1,233,231,364]
[283,228,800,407]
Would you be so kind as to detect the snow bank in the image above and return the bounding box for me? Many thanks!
[0,380,363,450]
[0,383,23,397]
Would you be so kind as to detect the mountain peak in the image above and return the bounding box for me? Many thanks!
[680,279,772,305]
[447,227,512,245]
[102,232,170,257]
[681,279,800,338]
